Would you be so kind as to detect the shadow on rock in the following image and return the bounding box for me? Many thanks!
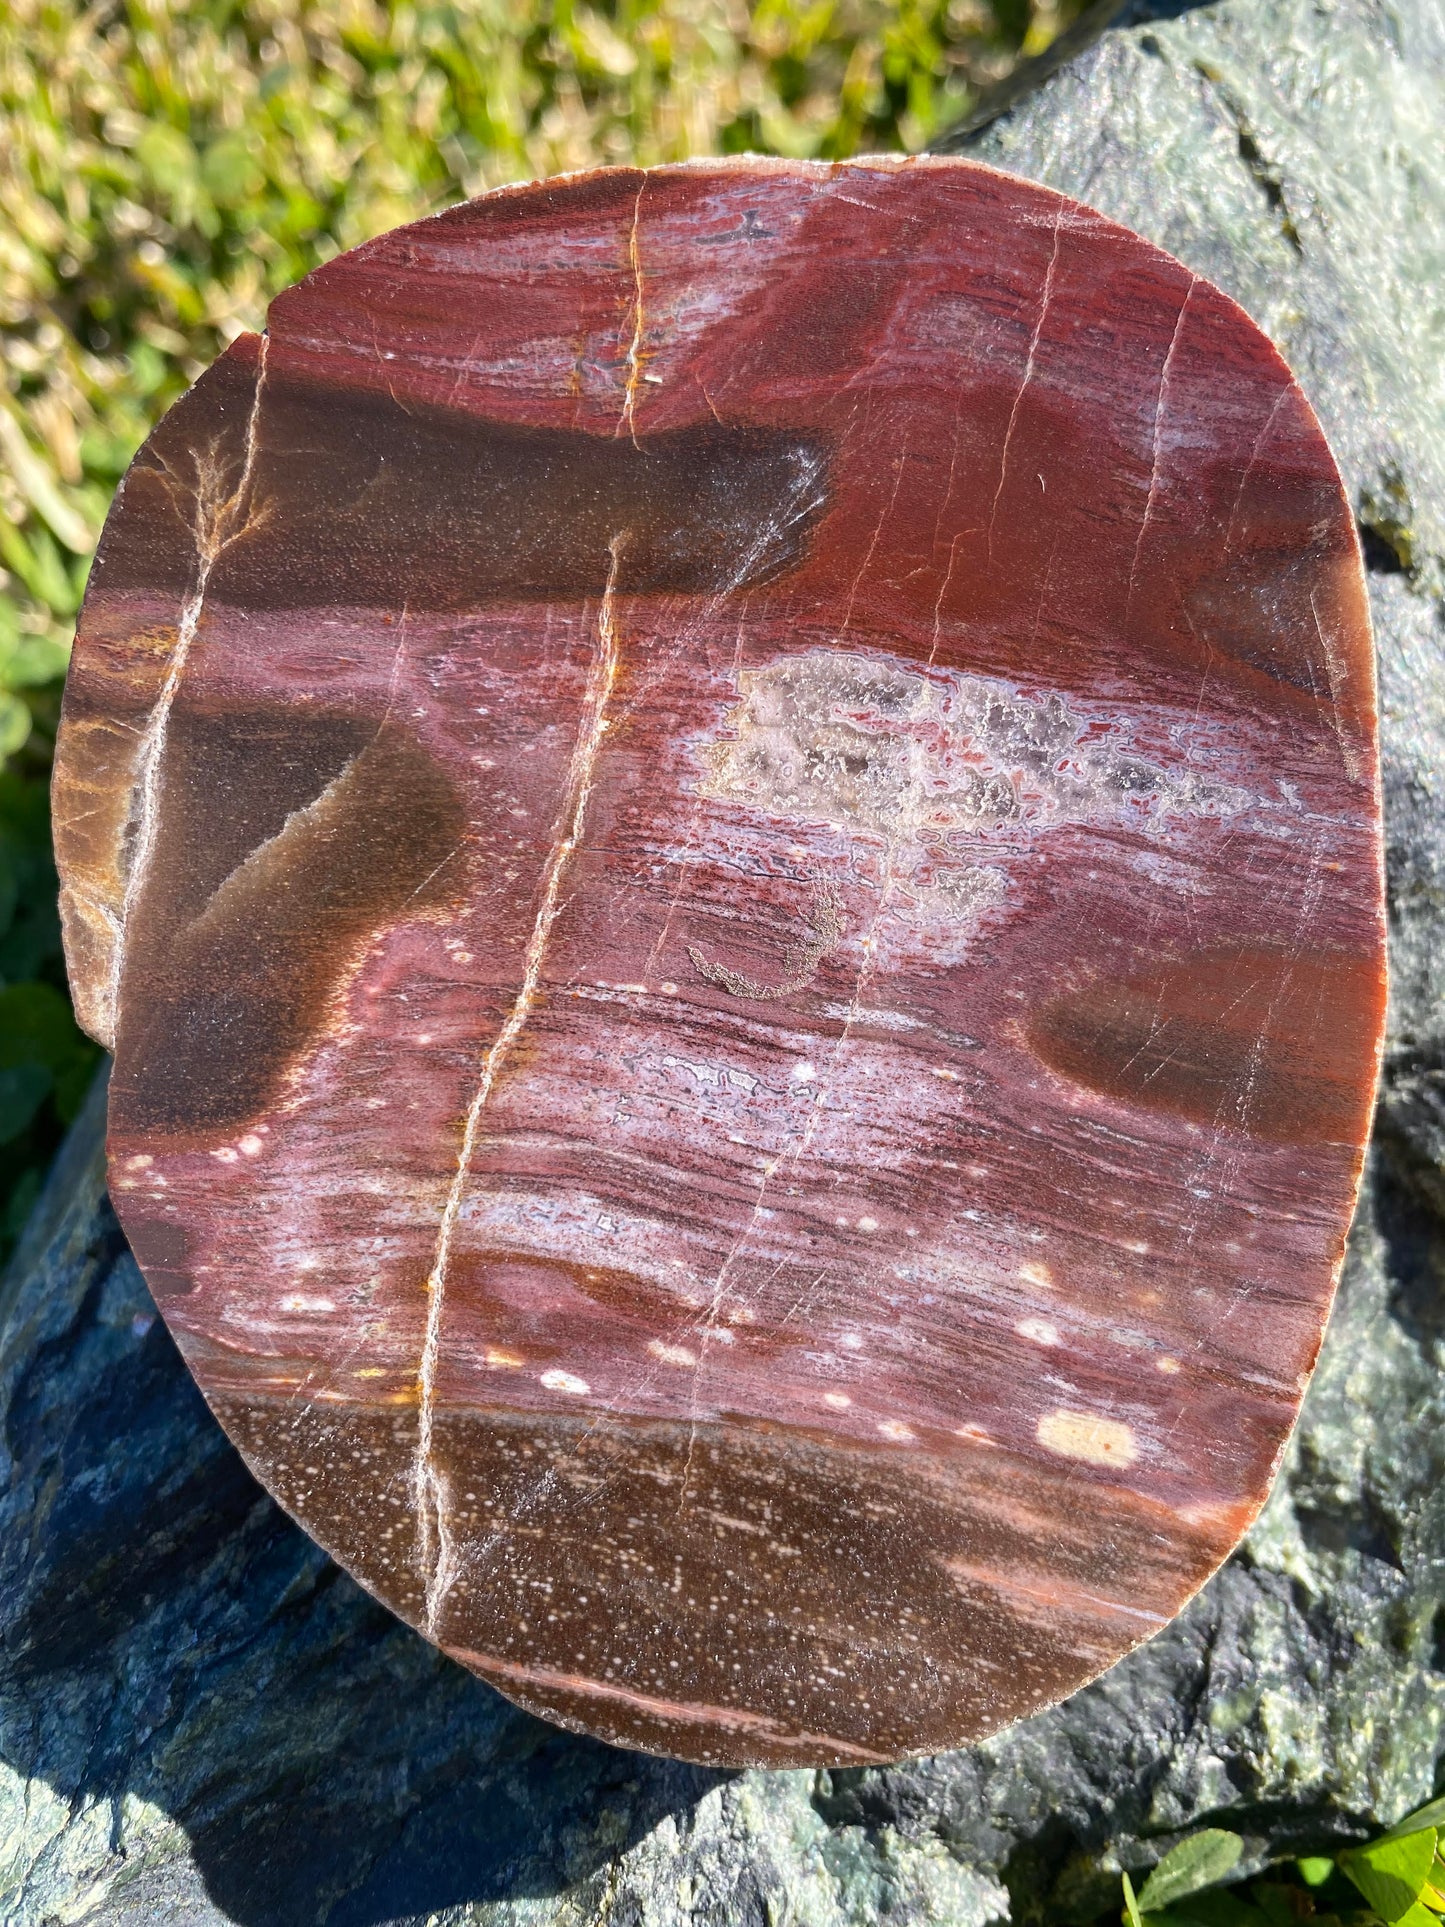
[0,1078,726,1927]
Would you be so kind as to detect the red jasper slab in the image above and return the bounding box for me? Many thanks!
[53,157,1386,1767]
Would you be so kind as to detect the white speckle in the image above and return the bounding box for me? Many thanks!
[930,1066,960,1082]
[486,1346,525,1369]
[647,1340,698,1368]
[1125,1240,1150,1255]
[416,1032,433,1045]
[839,1332,864,1351]
[1017,1317,1061,1346]
[454,951,473,964]
[125,1154,153,1171]
[857,1216,879,1233]
[238,1134,264,1157]
[1156,1355,1182,1375]
[365,1097,386,1108]
[541,1369,591,1395]
[878,1419,916,1443]
[211,1146,239,1163]
[660,981,678,995]
[1019,1261,1054,1289]
[822,1392,852,1409]
[835,1216,850,1228]
[280,1293,335,1313]
[955,1422,993,1444]
[792,1060,817,1083]
[904,1227,918,1238]
[1037,1408,1138,1467]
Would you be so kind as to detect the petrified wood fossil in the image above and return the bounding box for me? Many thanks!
[52,156,1385,1769]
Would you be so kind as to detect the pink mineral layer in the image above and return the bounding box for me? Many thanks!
[53,156,1386,1767]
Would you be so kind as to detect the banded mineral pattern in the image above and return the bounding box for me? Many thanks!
[53,156,1386,1767]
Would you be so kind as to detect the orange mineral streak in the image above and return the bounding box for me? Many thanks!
[54,157,1385,1768]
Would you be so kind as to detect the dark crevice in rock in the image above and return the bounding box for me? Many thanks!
[1191,63,1305,256]
[1232,124,1303,252]
[1430,1601,1445,1674]
[1360,521,1408,574]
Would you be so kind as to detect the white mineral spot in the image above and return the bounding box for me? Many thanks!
[1037,1408,1138,1467]
[1017,1316,1061,1346]
[125,1154,153,1171]
[878,1419,916,1443]
[211,1146,240,1163]
[1156,1355,1182,1375]
[541,1369,591,1395]
[647,1339,698,1367]
[485,1347,525,1369]
[280,1293,336,1313]
[1019,1260,1054,1289]
[792,1060,817,1082]
[857,1216,879,1232]
[822,1392,852,1409]
[839,1332,864,1351]
[238,1134,264,1157]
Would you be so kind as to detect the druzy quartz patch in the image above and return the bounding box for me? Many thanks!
[54,157,1386,1767]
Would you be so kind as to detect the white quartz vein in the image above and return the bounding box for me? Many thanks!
[619,179,647,445]
[413,534,628,1634]
[987,201,1063,567]
[1126,278,1196,621]
[103,331,270,1045]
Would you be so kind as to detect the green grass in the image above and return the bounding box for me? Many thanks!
[1115,1799,1445,1927]
[0,0,1085,1260]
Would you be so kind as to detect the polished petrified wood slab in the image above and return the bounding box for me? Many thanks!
[53,157,1385,1767]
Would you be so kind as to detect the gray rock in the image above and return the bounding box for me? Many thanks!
[3,1,1442,1919]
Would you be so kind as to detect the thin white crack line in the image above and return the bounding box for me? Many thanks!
[103,331,270,1044]
[839,431,908,639]
[619,178,647,446]
[676,843,903,1507]
[413,532,629,1636]
[1223,384,1290,560]
[987,200,1063,568]
[1126,277,1196,625]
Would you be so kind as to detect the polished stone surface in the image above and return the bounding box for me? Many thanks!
[52,156,1385,1767]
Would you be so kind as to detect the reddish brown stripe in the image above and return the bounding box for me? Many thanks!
[446,1646,893,1764]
